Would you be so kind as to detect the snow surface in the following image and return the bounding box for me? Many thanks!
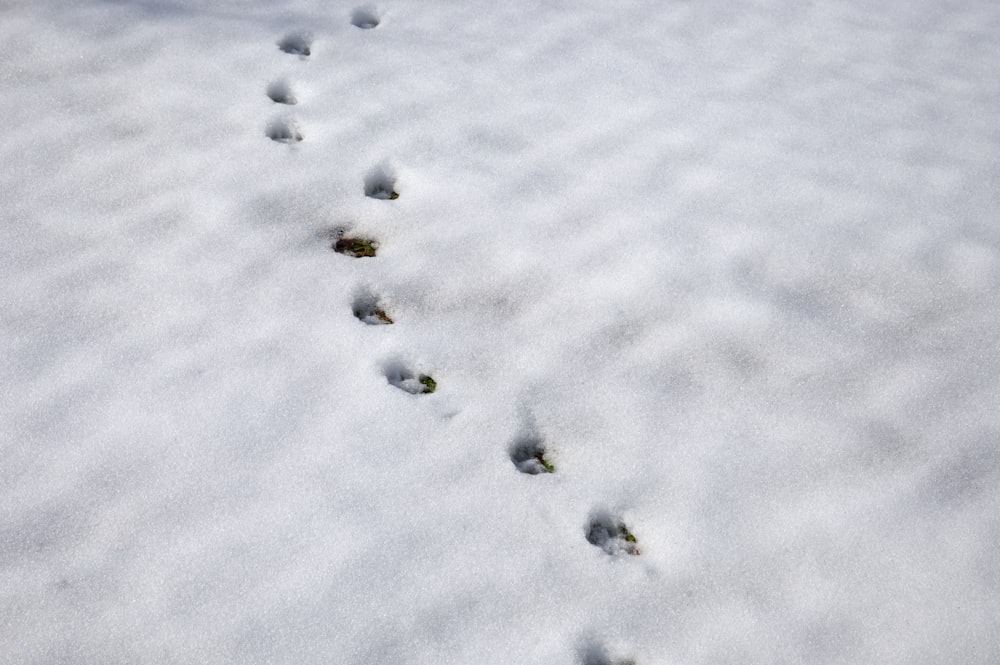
[2,1,999,663]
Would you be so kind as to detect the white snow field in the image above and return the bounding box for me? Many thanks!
[2,0,999,663]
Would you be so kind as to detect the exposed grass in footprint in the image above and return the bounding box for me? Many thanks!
[333,237,378,258]
[384,361,437,395]
[357,306,393,325]
[278,32,312,56]
[510,436,555,474]
[585,511,640,556]
[371,187,399,200]
[266,118,303,143]
[351,6,381,29]
[353,292,393,325]
[364,165,400,200]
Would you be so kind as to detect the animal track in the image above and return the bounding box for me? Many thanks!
[266,79,297,105]
[510,435,555,474]
[383,361,436,394]
[266,118,303,143]
[581,641,636,665]
[364,165,399,200]
[585,511,640,556]
[278,32,312,56]
[351,6,381,29]
[332,234,378,257]
[353,292,393,325]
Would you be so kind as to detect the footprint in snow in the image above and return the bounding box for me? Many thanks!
[351,6,381,29]
[331,231,379,258]
[266,79,297,105]
[383,361,436,395]
[353,291,393,325]
[581,641,636,665]
[510,434,555,474]
[364,165,400,200]
[585,510,640,556]
[266,117,303,143]
[278,31,312,56]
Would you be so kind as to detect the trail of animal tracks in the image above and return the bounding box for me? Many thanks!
[1,1,999,663]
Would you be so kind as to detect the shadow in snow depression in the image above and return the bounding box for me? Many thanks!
[266,117,302,143]
[351,6,381,29]
[266,79,297,105]
[585,509,639,556]
[353,290,393,325]
[364,164,399,200]
[579,640,636,665]
[382,360,435,394]
[510,433,554,474]
[278,31,312,56]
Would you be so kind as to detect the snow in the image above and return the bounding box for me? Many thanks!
[1,0,999,663]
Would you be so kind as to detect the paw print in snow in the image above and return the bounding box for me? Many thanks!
[585,511,639,555]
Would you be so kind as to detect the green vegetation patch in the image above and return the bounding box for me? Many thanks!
[418,375,437,394]
[354,305,393,325]
[333,237,378,257]
[619,524,640,554]
[534,450,555,473]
